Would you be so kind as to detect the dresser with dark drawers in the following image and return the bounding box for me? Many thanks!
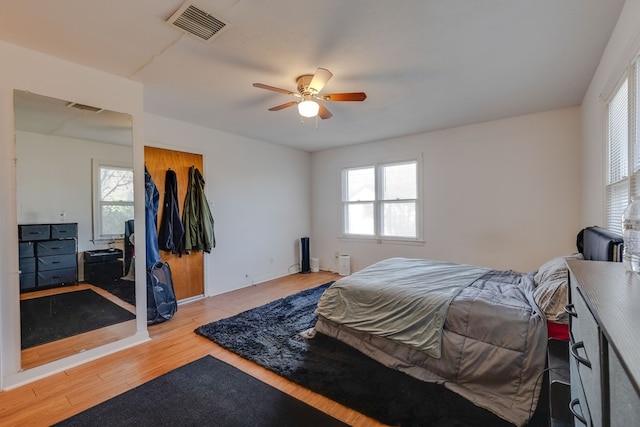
[566,259,640,427]
[18,223,78,292]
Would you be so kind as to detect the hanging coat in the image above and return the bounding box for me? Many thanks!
[182,166,215,253]
[144,166,162,268]
[158,169,185,255]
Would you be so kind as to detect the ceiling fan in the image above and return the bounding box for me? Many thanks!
[252,68,366,119]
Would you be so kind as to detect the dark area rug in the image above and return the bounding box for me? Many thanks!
[92,279,136,306]
[20,289,136,349]
[195,283,548,427]
[54,355,348,427]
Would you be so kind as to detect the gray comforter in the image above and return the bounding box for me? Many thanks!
[316,257,490,358]
[314,257,548,427]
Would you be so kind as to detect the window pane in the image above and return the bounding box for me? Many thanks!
[342,160,420,240]
[635,64,640,196]
[345,202,374,235]
[608,78,628,185]
[101,167,134,202]
[382,201,416,237]
[345,167,375,201]
[606,78,630,232]
[101,204,135,236]
[382,162,416,200]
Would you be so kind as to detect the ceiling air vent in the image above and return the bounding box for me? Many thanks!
[67,102,103,113]
[167,2,229,42]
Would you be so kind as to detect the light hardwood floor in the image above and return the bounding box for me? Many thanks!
[1,272,387,427]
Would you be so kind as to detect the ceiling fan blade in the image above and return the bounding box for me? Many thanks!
[317,103,333,120]
[268,101,297,111]
[321,92,367,102]
[253,83,296,96]
[308,68,333,93]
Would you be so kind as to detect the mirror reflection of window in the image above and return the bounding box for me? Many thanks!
[93,160,134,240]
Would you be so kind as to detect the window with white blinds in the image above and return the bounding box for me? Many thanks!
[605,55,640,234]
[634,62,640,197]
[606,78,629,233]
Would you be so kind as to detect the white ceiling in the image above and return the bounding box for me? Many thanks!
[0,0,626,152]
[13,91,134,146]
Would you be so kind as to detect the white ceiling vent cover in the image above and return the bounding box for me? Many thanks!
[167,2,229,42]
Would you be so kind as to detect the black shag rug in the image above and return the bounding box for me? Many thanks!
[195,283,548,427]
[93,279,136,306]
[54,355,348,427]
[20,289,136,349]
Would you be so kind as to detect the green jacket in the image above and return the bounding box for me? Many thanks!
[182,166,215,253]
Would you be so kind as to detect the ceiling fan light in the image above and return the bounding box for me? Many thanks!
[298,100,319,118]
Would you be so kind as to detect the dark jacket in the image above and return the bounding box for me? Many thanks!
[144,166,161,268]
[158,169,185,255]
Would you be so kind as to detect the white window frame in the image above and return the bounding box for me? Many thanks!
[340,157,423,243]
[603,56,640,233]
[92,159,134,241]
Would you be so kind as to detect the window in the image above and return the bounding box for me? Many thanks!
[605,55,640,233]
[606,78,629,233]
[92,159,134,240]
[605,52,640,233]
[342,160,419,240]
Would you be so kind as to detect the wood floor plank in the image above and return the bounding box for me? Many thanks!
[1,271,385,427]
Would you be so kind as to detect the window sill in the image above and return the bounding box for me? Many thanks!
[91,236,125,244]
[338,236,425,246]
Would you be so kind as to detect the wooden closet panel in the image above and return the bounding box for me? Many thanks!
[144,146,205,300]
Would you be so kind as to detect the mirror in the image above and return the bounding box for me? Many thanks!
[14,90,136,370]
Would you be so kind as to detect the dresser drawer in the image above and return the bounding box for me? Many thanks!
[19,257,36,274]
[19,241,34,258]
[609,347,640,427]
[570,288,603,426]
[570,354,591,427]
[19,272,36,290]
[37,254,76,271]
[36,239,76,256]
[37,267,77,286]
[18,224,50,241]
[51,223,77,239]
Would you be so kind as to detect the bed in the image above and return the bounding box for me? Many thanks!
[313,226,622,427]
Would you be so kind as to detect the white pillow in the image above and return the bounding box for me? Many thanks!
[533,253,584,324]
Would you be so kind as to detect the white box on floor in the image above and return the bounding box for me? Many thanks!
[310,257,319,272]
[338,255,350,276]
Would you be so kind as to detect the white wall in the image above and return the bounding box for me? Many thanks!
[15,132,132,249]
[15,131,133,280]
[311,107,582,274]
[581,0,640,227]
[144,113,311,296]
